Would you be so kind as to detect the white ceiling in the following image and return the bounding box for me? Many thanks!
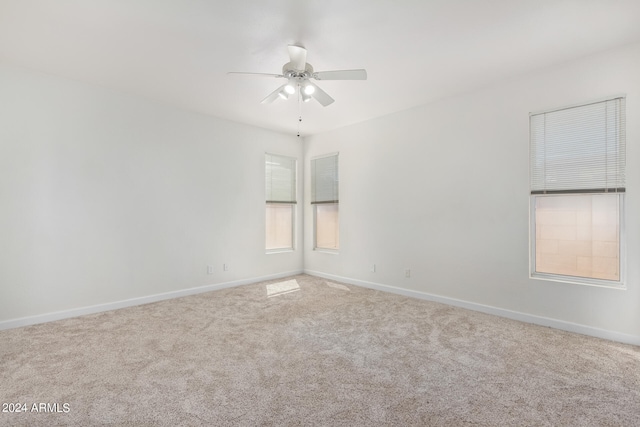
[2,0,640,136]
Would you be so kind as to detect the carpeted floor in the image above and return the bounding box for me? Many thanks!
[1,274,639,426]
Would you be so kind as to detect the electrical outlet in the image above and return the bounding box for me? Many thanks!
[371,264,376,273]
[405,269,411,278]
[207,265,214,275]
[223,263,228,271]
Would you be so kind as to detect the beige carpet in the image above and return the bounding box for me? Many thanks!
[1,274,639,426]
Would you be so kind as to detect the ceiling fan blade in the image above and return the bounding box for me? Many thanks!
[307,82,335,107]
[228,72,283,78]
[287,45,307,71]
[313,69,367,80]
[261,84,287,104]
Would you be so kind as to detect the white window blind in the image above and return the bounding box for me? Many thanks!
[311,154,339,204]
[265,153,296,204]
[530,97,625,194]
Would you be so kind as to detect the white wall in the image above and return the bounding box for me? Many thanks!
[0,65,303,324]
[2,42,639,343]
[304,42,640,343]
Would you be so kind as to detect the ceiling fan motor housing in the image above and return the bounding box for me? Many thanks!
[283,62,314,77]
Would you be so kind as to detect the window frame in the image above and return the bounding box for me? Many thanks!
[265,153,297,253]
[529,193,626,289]
[265,202,296,253]
[311,152,339,253]
[313,202,340,252]
[528,96,626,288]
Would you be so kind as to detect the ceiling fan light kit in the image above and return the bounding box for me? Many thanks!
[229,45,367,107]
[284,79,297,95]
[303,83,315,95]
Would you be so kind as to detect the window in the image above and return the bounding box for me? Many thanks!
[311,153,339,250]
[530,97,625,286]
[265,153,296,251]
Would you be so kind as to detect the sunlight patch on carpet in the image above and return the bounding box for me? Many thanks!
[266,279,300,297]
[326,281,350,291]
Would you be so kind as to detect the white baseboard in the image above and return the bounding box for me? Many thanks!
[0,270,303,331]
[305,269,640,347]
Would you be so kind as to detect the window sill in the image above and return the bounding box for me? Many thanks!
[530,272,626,290]
[314,248,339,255]
[266,249,294,255]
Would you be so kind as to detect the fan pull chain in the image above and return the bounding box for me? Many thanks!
[297,89,302,138]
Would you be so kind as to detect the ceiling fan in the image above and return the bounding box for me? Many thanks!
[228,45,367,107]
